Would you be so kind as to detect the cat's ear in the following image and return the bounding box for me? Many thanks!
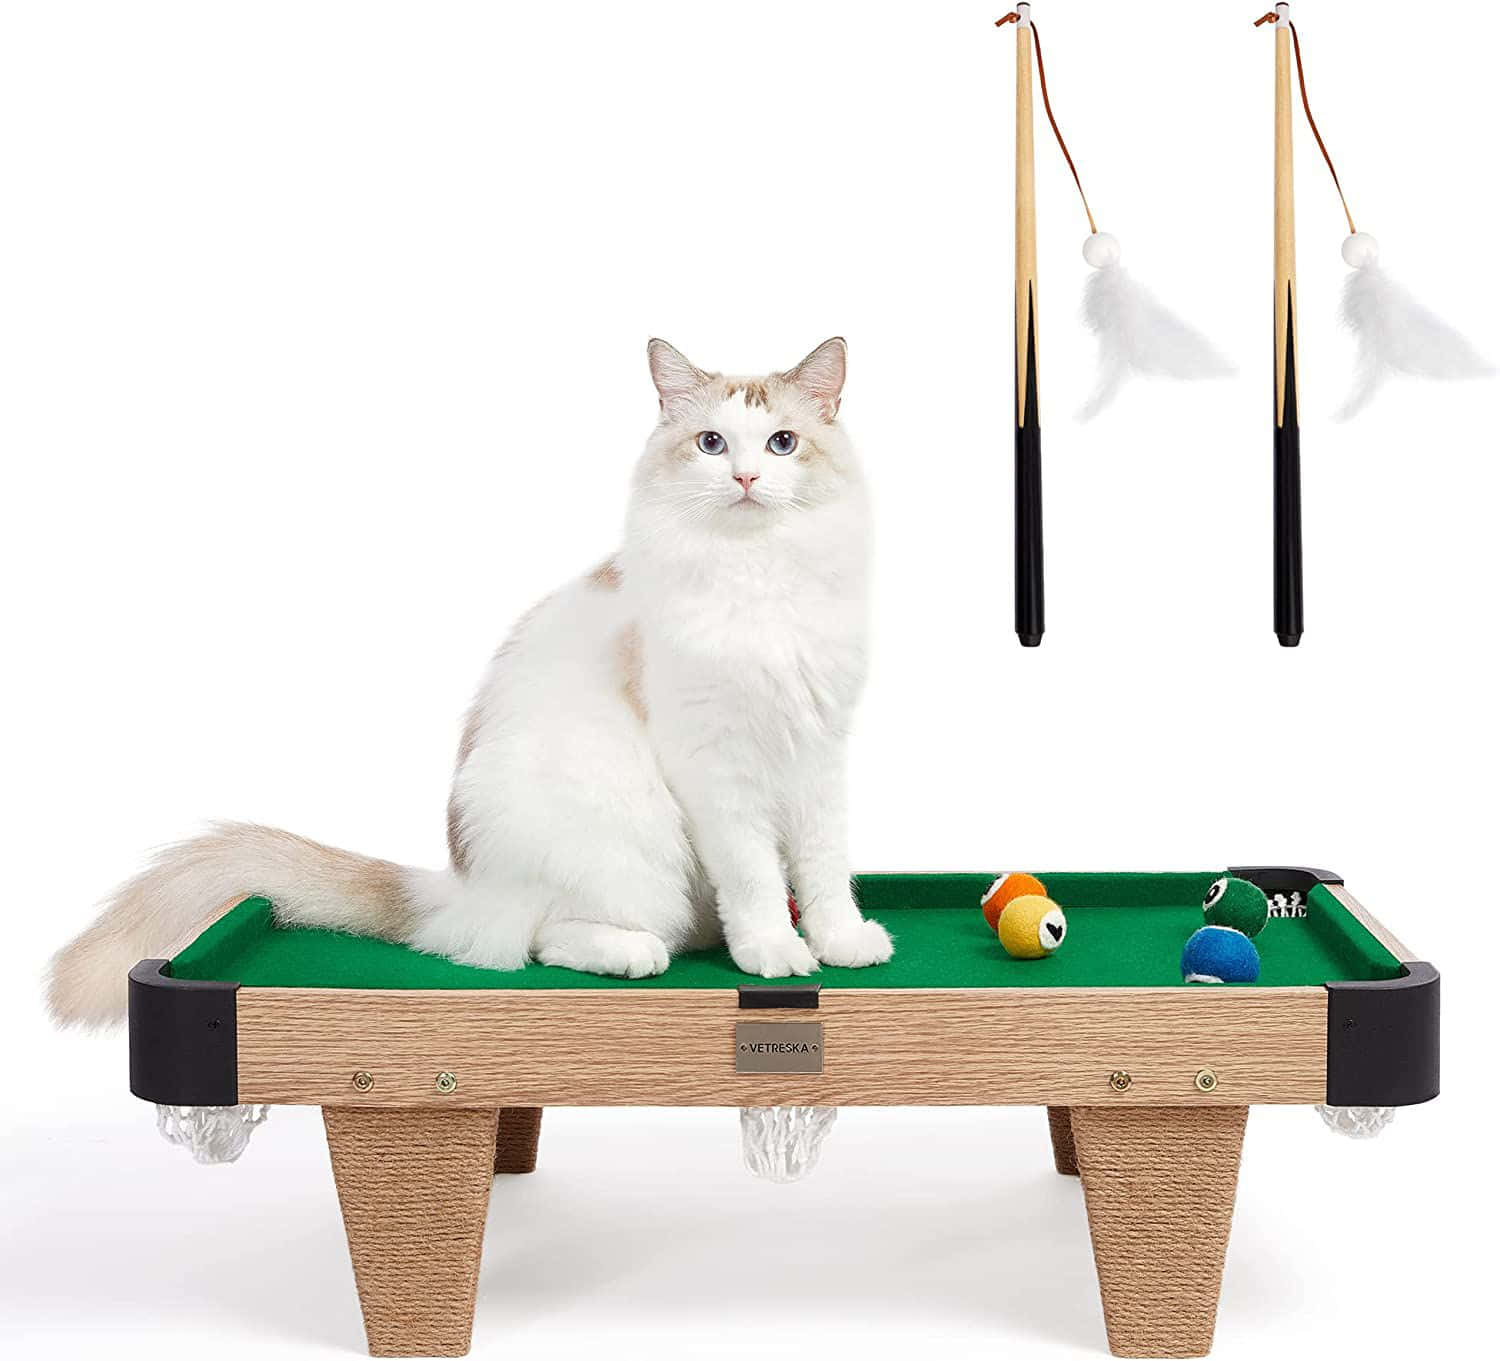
[647,339,711,410]
[780,337,847,420]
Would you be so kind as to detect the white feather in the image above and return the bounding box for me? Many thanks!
[1336,263,1493,420]
[1079,261,1234,420]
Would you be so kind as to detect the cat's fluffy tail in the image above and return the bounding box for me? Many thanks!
[47,822,451,1028]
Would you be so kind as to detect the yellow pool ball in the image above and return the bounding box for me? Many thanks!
[998,895,1068,959]
[980,872,1048,931]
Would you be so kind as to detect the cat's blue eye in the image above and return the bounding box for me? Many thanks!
[767,430,798,456]
[696,431,726,455]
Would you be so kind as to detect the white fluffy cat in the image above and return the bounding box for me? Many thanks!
[48,337,892,1026]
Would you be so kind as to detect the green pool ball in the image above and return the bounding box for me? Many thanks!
[1202,876,1269,938]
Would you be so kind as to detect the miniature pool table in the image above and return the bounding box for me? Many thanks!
[130,866,1438,1359]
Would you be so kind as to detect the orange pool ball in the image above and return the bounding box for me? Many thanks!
[980,872,1048,931]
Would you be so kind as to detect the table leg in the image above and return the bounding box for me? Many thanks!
[1070,1105,1248,1359]
[1046,1105,1079,1175]
[494,1106,543,1174]
[323,1106,499,1357]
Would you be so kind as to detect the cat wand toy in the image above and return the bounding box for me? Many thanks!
[1269,3,1304,646]
[1010,3,1044,647]
[1000,5,1231,647]
[1256,3,1491,646]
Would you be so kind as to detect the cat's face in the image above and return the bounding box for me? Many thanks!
[633,339,855,528]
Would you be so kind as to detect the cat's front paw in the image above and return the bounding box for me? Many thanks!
[730,930,820,979]
[807,917,893,969]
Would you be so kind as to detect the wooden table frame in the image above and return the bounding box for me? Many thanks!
[129,868,1438,1358]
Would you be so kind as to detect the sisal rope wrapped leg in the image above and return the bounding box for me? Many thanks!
[1071,1105,1247,1358]
[323,1107,498,1357]
[494,1106,543,1174]
[1046,1105,1079,1176]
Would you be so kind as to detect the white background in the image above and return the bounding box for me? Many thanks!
[2,1,1495,1357]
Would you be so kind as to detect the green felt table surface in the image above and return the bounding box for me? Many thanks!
[167,872,1403,992]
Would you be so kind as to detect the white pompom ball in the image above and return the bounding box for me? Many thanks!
[1341,232,1380,268]
[1082,232,1121,269]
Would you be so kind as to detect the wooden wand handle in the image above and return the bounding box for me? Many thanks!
[1014,3,1044,647]
[1272,3,1304,646]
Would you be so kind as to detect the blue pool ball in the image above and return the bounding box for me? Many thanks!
[1180,926,1261,984]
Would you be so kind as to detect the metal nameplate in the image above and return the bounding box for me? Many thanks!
[735,1021,824,1075]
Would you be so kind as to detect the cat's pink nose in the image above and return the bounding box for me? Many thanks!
[735,474,759,494]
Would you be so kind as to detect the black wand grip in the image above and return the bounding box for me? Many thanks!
[1273,421,1303,646]
[1015,291,1044,647]
[1273,294,1304,647]
[1015,420,1044,646]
